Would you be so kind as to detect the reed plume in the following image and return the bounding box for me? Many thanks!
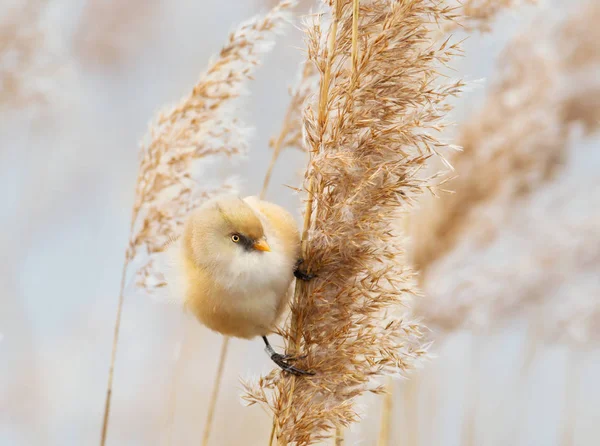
[244,1,463,443]
[411,0,600,337]
[406,8,600,445]
[100,3,293,444]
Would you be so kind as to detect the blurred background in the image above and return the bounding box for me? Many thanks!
[1,0,598,445]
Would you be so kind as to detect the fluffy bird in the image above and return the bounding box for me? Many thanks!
[166,194,313,375]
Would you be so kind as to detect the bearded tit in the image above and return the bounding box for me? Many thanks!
[166,194,314,375]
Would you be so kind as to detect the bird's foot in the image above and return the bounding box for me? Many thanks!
[269,352,315,376]
[262,336,314,376]
[294,259,315,281]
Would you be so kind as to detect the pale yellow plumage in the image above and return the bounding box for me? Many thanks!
[167,194,300,339]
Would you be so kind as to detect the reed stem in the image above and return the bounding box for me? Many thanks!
[378,379,393,446]
[335,426,344,445]
[100,263,128,446]
[201,337,230,446]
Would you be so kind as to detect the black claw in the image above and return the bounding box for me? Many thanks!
[262,336,315,376]
[294,259,315,281]
[270,353,315,376]
[275,353,307,362]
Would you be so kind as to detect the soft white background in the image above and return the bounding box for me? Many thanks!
[1,0,598,445]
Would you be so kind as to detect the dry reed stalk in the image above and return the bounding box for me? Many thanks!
[99,4,293,445]
[559,348,582,446]
[202,336,230,445]
[498,316,542,446]
[460,335,484,446]
[403,372,424,446]
[163,322,191,446]
[244,1,463,443]
[411,0,600,333]
[207,58,318,428]
[377,379,393,446]
[334,426,344,445]
[201,338,230,446]
[208,45,319,446]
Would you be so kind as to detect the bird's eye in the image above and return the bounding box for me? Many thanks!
[231,234,241,243]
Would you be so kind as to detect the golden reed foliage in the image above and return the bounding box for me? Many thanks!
[412,0,600,281]
[411,0,600,334]
[244,1,463,444]
[265,0,534,32]
[376,0,533,438]
[99,2,293,444]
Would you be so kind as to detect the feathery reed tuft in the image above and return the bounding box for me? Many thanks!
[100,3,293,444]
[244,1,463,443]
[411,0,600,336]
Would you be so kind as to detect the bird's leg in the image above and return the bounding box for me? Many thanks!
[294,258,315,281]
[262,336,314,376]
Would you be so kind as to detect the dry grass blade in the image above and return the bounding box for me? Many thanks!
[99,3,294,445]
[244,1,463,444]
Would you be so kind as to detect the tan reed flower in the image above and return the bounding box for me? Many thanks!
[244,1,464,443]
[411,0,600,339]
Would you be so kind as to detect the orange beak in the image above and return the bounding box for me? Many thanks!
[253,239,271,252]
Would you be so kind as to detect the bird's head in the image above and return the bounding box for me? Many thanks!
[183,195,271,269]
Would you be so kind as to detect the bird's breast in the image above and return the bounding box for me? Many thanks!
[192,247,294,339]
